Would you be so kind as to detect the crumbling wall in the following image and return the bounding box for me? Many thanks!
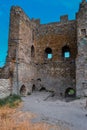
[35,20,77,62]
[76,38,87,97]
[0,58,12,98]
[0,79,10,98]
[34,18,77,97]
[7,6,77,97]
[76,0,87,97]
[2,1,87,98]
[0,67,11,98]
[8,6,37,95]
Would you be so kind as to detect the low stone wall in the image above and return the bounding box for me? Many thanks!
[0,79,11,99]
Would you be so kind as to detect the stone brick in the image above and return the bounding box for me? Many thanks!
[0,79,10,98]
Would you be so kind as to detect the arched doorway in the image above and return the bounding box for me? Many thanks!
[20,85,26,96]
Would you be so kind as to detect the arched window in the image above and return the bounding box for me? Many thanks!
[62,45,70,58]
[45,47,53,59]
[31,45,35,57]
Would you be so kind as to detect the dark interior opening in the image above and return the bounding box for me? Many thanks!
[32,84,36,92]
[31,45,35,57]
[40,87,47,91]
[45,47,53,59]
[65,88,76,98]
[20,85,26,96]
[37,78,41,81]
[62,45,70,58]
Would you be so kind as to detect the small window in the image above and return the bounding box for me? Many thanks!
[45,47,53,59]
[62,45,70,58]
[48,54,53,59]
[64,52,70,58]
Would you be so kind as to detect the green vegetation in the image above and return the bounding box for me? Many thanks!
[68,89,75,95]
[0,94,22,108]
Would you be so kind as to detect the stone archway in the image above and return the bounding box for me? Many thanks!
[20,85,26,96]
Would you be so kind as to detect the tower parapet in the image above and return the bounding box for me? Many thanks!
[31,18,40,24]
[60,15,68,23]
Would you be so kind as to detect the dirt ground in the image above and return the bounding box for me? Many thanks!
[20,91,87,130]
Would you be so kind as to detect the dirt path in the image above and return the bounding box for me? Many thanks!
[20,91,87,130]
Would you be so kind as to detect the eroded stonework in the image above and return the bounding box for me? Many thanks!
[0,0,87,98]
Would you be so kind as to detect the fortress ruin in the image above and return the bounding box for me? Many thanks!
[0,0,87,98]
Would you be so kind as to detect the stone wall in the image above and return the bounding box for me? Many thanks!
[33,61,76,97]
[33,19,77,97]
[76,38,87,96]
[0,79,10,98]
[76,0,87,97]
[7,6,37,95]
[0,6,77,98]
[35,20,77,62]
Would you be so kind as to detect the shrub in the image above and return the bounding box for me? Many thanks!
[68,89,75,95]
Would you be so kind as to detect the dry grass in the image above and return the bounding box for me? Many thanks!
[0,106,70,130]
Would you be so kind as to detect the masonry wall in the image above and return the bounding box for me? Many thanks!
[7,6,78,97]
[1,3,86,98]
[7,6,37,95]
[33,20,77,97]
[35,21,77,62]
[0,79,10,98]
[0,67,11,98]
[17,13,37,94]
[76,0,87,97]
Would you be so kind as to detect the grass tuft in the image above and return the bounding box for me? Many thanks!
[0,94,21,108]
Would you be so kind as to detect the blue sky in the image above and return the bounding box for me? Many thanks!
[0,0,82,67]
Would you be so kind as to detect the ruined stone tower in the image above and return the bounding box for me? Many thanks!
[0,0,87,98]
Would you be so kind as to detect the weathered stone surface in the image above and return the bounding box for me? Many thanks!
[76,1,87,97]
[0,79,11,98]
[76,38,87,97]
